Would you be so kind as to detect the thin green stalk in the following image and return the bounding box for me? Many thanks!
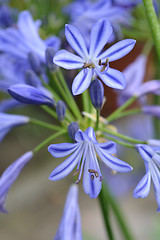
[52,72,80,120]
[143,0,160,63]
[82,89,90,112]
[106,96,137,123]
[99,127,146,144]
[96,109,100,131]
[30,118,63,131]
[33,129,67,153]
[102,134,135,148]
[99,184,115,240]
[57,70,82,119]
[114,109,142,120]
[103,184,134,240]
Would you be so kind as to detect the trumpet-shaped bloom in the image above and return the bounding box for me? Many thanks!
[48,127,132,198]
[8,83,55,106]
[0,10,60,62]
[0,113,29,142]
[0,151,33,213]
[54,18,136,95]
[53,184,82,240]
[134,144,160,212]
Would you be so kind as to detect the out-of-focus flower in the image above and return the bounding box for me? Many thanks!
[0,112,29,142]
[117,54,147,105]
[0,151,33,213]
[0,10,61,62]
[8,83,55,106]
[64,0,133,44]
[56,100,66,121]
[54,18,135,95]
[48,127,132,198]
[134,144,160,212]
[53,184,82,240]
[142,105,160,118]
[0,4,15,28]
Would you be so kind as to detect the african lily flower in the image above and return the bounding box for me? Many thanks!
[53,18,136,95]
[134,144,160,212]
[53,184,82,240]
[48,127,132,198]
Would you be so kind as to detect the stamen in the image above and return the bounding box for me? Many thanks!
[95,172,99,178]
[73,169,79,176]
[98,57,109,72]
[91,174,94,180]
[75,179,80,184]
[88,169,96,173]
[83,62,95,69]
[100,176,103,181]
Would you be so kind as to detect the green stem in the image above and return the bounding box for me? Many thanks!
[41,105,57,119]
[96,109,100,131]
[102,134,135,148]
[114,109,142,120]
[57,70,82,119]
[99,184,115,240]
[106,96,137,123]
[99,127,146,144]
[143,0,160,63]
[30,118,63,131]
[103,184,134,240]
[33,129,67,153]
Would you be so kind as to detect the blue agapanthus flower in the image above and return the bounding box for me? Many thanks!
[0,151,33,213]
[0,10,60,62]
[48,127,132,198]
[54,18,136,95]
[134,144,160,212]
[53,184,82,240]
[0,113,29,142]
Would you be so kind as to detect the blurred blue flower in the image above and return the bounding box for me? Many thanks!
[0,112,29,142]
[48,127,132,198]
[134,144,160,212]
[8,83,55,106]
[64,0,133,44]
[0,151,33,213]
[53,184,82,240]
[142,105,160,118]
[0,10,61,62]
[0,4,15,28]
[54,18,135,95]
[0,99,23,112]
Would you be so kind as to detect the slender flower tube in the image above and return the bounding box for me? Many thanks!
[8,83,55,106]
[134,144,160,212]
[48,127,132,198]
[53,184,82,240]
[53,18,136,95]
[0,113,29,142]
[0,151,33,213]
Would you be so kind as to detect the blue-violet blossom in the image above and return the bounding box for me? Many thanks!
[134,144,160,212]
[0,151,33,213]
[53,18,136,95]
[53,184,82,240]
[48,127,132,198]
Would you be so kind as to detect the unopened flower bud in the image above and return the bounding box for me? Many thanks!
[25,70,40,87]
[68,122,79,142]
[56,101,66,121]
[90,79,104,110]
[28,51,42,75]
[45,47,57,71]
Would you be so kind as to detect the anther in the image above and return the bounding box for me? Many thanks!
[95,172,99,178]
[91,175,94,180]
[100,176,103,181]
[88,169,96,173]
[73,169,79,176]
[75,179,80,184]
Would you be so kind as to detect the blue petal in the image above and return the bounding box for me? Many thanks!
[48,143,79,158]
[136,144,155,164]
[65,24,88,59]
[0,151,33,203]
[84,127,97,144]
[8,84,55,106]
[83,145,102,198]
[98,39,136,62]
[96,67,126,89]
[89,18,112,59]
[75,129,90,142]
[133,172,151,198]
[49,146,84,181]
[72,68,92,95]
[45,36,61,52]
[95,146,133,172]
[53,50,84,69]
[97,141,117,154]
